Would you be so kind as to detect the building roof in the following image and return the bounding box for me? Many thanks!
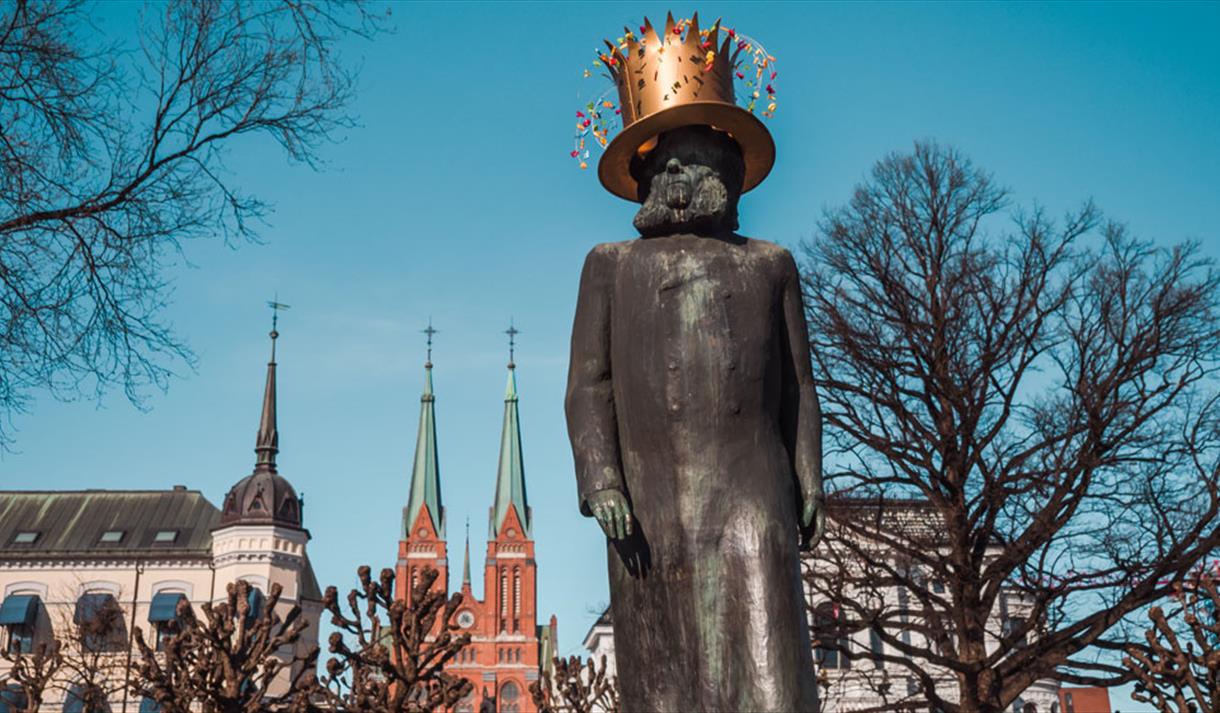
[0,489,219,559]
[404,362,444,539]
[490,365,530,538]
[582,606,613,650]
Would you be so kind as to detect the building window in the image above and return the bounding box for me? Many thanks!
[2,685,29,712]
[11,532,38,545]
[0,594,41,653]
[500,568,509,632]
[813,602,850,670]
[499,681,521,713]
[153,530,178,543]
[64,683,111,713]
[513,567,521,632]
[239,586,264,625]
[1003,616,1028,648]
[74,593,125,653]
[868,626,884,670]
[98,530,125,544]
[1064,693,1074,713]
[148,592,187,651]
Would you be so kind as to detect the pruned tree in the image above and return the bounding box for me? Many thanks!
[0,0,382,446]
[320,565,472,712]
[130,580,320,713]
[799,141,1220,711]
[0,640,62,712]
[530,655,620,713]
[1123,569,1220,713]
[54,593,129,712]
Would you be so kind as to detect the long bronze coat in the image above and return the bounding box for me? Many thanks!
[565,234,820,712]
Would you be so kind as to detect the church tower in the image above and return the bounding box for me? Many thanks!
[396,327,449,603]
[396,327,554,713]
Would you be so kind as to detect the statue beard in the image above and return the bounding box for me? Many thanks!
[633,166,738,238]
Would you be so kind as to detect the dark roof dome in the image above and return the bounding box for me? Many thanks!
[219,467,301,528]
[217,317,302,529]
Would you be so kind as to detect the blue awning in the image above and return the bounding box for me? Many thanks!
[74,592,118,625]
[147,592,186,623]
[61,688,107,713]
[0,685,29,713]
[0,594,39,626]
[245,586,264,622]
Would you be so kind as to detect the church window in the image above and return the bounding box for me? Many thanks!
[499,681,521,713]
[500,568,509,631]
[813,602,850,670]
[512,567,521,631]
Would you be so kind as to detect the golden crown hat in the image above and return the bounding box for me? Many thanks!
[577,13,778,202]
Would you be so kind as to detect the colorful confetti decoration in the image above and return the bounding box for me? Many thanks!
[571,17,779,169]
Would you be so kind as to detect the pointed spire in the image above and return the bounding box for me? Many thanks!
[403,322,444,539]
[256,300,290,471]
[490,324,530,538]
[462,517,472,588]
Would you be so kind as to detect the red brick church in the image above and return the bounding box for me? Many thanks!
[395,340,556,713]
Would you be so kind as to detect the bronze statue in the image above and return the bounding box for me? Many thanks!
[566,16,824,710]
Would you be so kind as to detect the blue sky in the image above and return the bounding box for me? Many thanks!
[5,1,1218,703]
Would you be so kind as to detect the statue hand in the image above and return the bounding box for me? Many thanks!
[802,491,826,550]
[588,489,633,540]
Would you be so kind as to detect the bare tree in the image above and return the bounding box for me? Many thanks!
[1123,569,1220,713]
[530,655,620,713]
[320,565,472,712]
[53,594,129,712]
[0,0,382,446]
[0,640,63,712]
[130,580,320,713]
[799,141,1220,711]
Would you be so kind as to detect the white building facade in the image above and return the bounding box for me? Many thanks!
[583,499,1063,713]
[0,331,321,713]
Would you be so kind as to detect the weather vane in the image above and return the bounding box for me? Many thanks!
[266,297,290,360]
[267,296,291,336]
[505,319,519,368]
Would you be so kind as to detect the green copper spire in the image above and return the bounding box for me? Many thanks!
[403,324,444,538]
[490,325,530,538]
[462,518,472,588]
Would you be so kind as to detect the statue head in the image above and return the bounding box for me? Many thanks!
[630,125,745,238]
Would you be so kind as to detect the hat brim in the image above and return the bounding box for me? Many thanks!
[597,101,776,203]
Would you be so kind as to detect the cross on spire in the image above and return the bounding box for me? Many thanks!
[505,319,519,369]
[422,319,438,367]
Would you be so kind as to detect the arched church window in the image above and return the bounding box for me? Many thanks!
[512,567,521,631]
[813,602,850,670]
[499,681,521,713]
[499,568,508,631]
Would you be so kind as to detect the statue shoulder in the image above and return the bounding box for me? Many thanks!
[583,241,630,267]
[742,238,799,273]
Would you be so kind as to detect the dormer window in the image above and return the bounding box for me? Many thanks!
[11,532,38,545]
[99,530,125,544]
[153,530,178,543]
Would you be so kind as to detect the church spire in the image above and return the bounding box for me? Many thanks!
[462,518,472,588]
[490,322,531,538]
[403,321,444,539]
[255,300,290,471]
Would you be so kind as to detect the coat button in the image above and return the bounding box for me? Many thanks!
[669,402,680,413]
[727,361,737,371]
[667,361,678,371]
[729,402,741,414]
